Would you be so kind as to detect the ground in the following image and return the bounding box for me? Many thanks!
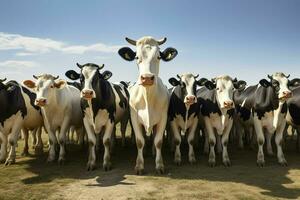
[1,130,300,200]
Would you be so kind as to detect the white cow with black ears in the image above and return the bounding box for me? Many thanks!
[118,36,178,174]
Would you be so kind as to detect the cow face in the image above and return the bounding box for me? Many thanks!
[204,76,246,109]
[259,72,300,101]
[118,36,178,87]
[169,74,204,106]
[65,63,112,100]
[23,74,65,107]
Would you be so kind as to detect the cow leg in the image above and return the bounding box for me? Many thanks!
[57,118,70,165]
[84,117,97,171]
[103,123,114,171]
[154,117,167,174]
[31,128,37,149]
[253,115,265,167]
[121,117,128,147]
[203,128,209,154]
[187,119,197,164]
[236,121,244,149]
[22,129,29,156]
[34,127,43,155]
[265,131,274,156]
[6,118,23,165]
[216,134,223,154]
[0,132,7,163]
[110,126,116,155]
[171,122,181,165]
[275,120,287,166]
[222,120,233,167]
[205,118,216,167]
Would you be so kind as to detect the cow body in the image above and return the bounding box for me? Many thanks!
[234,73,300,166]
[23,74,84,164]
[65,63,129,171]
[20,85,44,156]
[168,74,202,164]
[118,36,178,174]
[197,76,245,167]
[286,85,300,149]
[0,80,26,165]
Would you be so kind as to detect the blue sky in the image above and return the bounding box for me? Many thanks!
[0,0,299,85]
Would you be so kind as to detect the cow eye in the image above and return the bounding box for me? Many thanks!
[216,87,220,90]
[50,85,54,88]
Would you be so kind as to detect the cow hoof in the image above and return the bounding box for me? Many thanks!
[257,160,265,167]
[86,163,96,171]
[21,151,29,157]
[279,159,288,167]
[223,160,231,167]
[208,160,216,167]
[47,157,56,163]
[4,158,15,166]
[58,158,65,165]
[103,163,112,171]
[156,167,165,175]
[135,167,144,175]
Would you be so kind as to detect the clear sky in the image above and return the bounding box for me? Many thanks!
[0,0,299,86]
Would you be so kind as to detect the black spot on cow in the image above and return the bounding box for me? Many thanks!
[22,86,40,111]
[113,84,129,109]
[287,86,300,126]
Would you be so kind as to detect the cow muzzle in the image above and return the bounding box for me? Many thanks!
[35,98,47,107]
[81,89,95,100]
[184,95,197,105]
[223,100,234,109]
[140,75,155,86]
[279,91,292,100]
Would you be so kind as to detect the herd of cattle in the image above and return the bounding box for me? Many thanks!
[1,36,300,174]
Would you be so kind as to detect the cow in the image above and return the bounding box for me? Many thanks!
[23,74,84,164]
[286,83,300,150]
[20,85,44,156]
[197,75,246,167]
[118,36,178,174]
[167,73,205,165]
[65,63,130,171]
[0,78,26,165]
[234,72,300,166]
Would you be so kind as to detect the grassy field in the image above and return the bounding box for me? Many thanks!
[1,130,300,200]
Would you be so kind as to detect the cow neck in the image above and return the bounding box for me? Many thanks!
[91,77,115,122]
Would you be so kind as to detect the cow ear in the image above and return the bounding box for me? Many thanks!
[23,80,36,88]
[289,78,300,87]
[160,47,178,62]
[259,79,271,87]
[234,80,247,91]
[118,47,136,61]
[196,78,208,86]
[168,78,180,86]
[204,80,216,90]
[102,71,112,80]
[65,70,80,80]
[54,80,66,89]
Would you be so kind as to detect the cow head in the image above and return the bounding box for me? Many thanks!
[118,36,178,87]
[65,63,112,100]
[23,74,65,107]
[169,74,206,106]
[203,76,246,109]
[259,72,300,101]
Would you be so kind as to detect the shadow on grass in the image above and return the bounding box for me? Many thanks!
[19,139,300,199]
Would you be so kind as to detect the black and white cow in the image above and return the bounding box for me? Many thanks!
[0,79,26,165]
[168,74,204,165]
[65,63,130,171]
[286,83,300,150]
[234,73,300,166]
[197,75,246,167]
[23,74,84,164]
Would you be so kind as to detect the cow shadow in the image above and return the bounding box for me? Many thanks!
[19,138,300,199]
